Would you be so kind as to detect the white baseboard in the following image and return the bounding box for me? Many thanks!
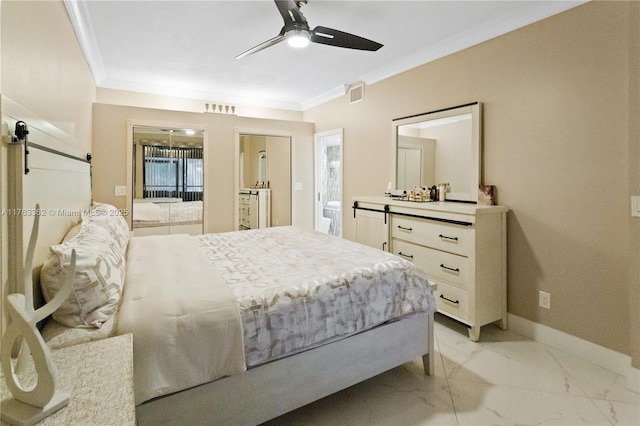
[508,314,638,392]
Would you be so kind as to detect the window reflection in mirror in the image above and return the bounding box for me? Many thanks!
[132,126,204,236]
[394,102,481,202]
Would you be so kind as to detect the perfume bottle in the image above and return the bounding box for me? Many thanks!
[438,183,447,201]
[429,185,437,201]
[385,181,392,197]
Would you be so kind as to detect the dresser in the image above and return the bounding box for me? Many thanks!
[239,189,271,230]
[353,196,507,341]
[1,334,135,425]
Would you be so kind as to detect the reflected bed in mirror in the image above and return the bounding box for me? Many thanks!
[393,102,482,203]
[132,126,204,236]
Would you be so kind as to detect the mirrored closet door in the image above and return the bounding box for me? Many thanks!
[132,126,204,236]
[238,134,291,230]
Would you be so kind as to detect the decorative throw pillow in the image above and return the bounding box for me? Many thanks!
[40,220,125,328]
[83,202,130,252]
[62,222,82,242]
[42,315,116,349]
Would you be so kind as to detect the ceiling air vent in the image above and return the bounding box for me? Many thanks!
[349,83,364,104]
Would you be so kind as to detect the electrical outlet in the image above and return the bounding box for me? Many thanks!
[539,291,551,309]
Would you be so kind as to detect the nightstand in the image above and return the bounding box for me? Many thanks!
[1,334,135,425]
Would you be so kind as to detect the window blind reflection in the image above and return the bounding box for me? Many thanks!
[143,145,203,201]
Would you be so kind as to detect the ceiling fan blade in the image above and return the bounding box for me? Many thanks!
[274,0,307,28]
[311,26,383,51]
[235,32,286,59]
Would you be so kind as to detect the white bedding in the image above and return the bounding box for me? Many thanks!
[115,234,245,404]
[56,226,434,406]
[133,200,202,224]
[131,201,162,222]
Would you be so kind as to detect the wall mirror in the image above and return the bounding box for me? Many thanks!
[393,102,482,203]
[238,133,291,230]
[131,126,205,236]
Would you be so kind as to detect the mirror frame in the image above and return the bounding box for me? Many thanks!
[392,102,482,203]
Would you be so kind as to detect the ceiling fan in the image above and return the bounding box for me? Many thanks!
[236,0,383,59]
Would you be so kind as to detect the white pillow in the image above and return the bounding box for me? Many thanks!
[40,220,125,328]
[62,222,82,242]
[83,202,130,252]
[42,315,116,349]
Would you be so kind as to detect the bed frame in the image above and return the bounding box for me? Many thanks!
[3,99,434,425]
[137,313,433,425]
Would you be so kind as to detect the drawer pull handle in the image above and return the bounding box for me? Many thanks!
[397,225,413,232]
[440,264,460,273]
[398,252,414,259]
[439,234,458,242]
[440,294,460,304]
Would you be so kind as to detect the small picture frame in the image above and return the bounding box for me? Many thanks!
[478,185,495,205]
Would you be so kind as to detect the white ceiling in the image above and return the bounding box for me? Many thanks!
[65,0,586,111]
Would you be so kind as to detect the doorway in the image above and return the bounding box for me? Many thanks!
[237,132,291,230]
[314,129,343,237]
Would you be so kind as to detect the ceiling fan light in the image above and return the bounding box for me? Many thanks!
[287,29,310,48]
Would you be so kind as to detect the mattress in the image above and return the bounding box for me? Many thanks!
[196,226,436,367]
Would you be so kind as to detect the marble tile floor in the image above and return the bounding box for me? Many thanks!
[265,314,639,426]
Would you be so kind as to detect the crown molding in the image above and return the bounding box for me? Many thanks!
[64,0,106,84]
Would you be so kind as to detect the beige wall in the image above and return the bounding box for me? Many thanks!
[96,88,304,122]
[304,1,640,365]
[91,104,314,233]
[628,1,640,370]
[1,1,95,144]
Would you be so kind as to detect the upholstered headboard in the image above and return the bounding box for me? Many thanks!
[2,97,92,311]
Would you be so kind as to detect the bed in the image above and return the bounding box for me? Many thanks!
[3,104,436,425]
[132,198,203,236]
[40,217,436,424]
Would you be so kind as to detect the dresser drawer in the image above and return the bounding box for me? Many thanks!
[239,193,251,203]
[239,206,251,227]
[391,215,473,256]
[432,279,469,322]
[392,239,471,288]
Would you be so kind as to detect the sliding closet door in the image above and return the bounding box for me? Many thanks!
[132,126,204,236]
